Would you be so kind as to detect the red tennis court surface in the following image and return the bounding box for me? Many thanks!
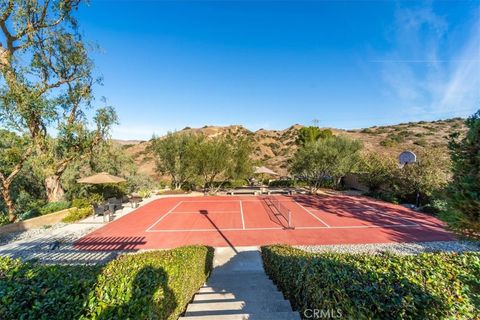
[76,194,455,250]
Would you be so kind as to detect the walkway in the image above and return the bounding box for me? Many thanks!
[180,247,300,320]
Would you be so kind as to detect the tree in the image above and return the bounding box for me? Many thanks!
[0,1,116,217]
[291,136,362,192]
[195,136,233,193]
[359,152,398,193]
[296,126,333,146]
[395,148,451,206]
[0,130,30,221]
[447,110,480,235]
[149,132,202,190]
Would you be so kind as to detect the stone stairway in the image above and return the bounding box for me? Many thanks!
[180,247,300,320]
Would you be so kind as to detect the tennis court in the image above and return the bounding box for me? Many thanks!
[76,194,455,250]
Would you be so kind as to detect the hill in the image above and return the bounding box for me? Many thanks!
[115,118,467,178]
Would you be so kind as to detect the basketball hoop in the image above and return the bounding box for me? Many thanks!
[399,150,420,208]
[398,150,417,167]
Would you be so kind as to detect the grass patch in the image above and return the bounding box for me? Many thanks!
[262,245,480,319]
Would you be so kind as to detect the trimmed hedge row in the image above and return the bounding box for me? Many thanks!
[0,246,213,320]
[0,257,100,319]
[261,245,480,319]
[82,246,214,319]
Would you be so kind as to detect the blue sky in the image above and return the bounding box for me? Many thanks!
[77,1,480,140]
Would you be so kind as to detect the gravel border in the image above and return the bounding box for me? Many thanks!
[295,240,480,255]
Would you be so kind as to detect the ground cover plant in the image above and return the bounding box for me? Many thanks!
[261,245,480,319]
[0,246,213,320]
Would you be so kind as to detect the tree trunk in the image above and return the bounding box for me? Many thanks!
[45,175,65,202]
[1,183,16,222]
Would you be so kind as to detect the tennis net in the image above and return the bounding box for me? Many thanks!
[266,196,294,229]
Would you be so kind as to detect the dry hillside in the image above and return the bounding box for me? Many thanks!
[115,118,467,178]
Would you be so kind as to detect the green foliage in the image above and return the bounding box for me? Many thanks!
[149,132,203,189]
[359,152,398,193]
[62,207,92,223]
[0,256,100,320]
[0,246,213,320]
[262,245,480,319]
[82,246,214,320]
[360,149,451,207]
[138,189,152,198]
[150,132,253,192]
[291,136,363,191]
[396,149,451,203]
[296,126,334,146]
[447,110,480,237]
[125,174,160,194]
[39,201,71,215]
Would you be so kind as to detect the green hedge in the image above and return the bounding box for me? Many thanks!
[0,257,100,319]
[0,246,213,320]
[82,246,214,320]
[261,245,480,319]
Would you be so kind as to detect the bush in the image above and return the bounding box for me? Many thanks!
[71,194,104,209]
[269,179,295,188]
[82,246,214,320]
[0,256,100,319]
[262,245,480,319]
[18,208,41,221]
[138,189,152,198]
[39,201,71,215]
[62,207,92,223]
[0,246,213,320]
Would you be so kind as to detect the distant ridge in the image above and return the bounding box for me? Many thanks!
[113,118,466,177]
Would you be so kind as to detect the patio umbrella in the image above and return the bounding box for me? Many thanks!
[253,166,278,176]
[77,172,126,184]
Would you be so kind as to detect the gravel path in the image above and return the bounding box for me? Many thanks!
[295,240,480,255]
[0,196,164,265]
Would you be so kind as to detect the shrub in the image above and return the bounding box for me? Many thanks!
[447,110,480,237]
[62,207,92,223]
[262,245,480,319]
[71,197,92,209]
[269,179,295,188]
[0,246,213,320]
[138,189,152,198]
[18,208,40,221]
[39,201,71,215]
[0,256,100,319]
[82,246,214,320]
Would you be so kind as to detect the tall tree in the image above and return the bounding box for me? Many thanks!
[291,136,362,192]
[0,130,30,221]
[395,148,451,206]
[359,152,398,193]
[0,0,116,219]
[296,126,333,146]
[149,132,202,190]
[448,110,480,235]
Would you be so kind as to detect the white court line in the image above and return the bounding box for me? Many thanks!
[239,200,245,230]
[145,201,184,232]
[145,223,420,232]
[170,211,240,214]
[362,204,419,225]
[292,199,331,228]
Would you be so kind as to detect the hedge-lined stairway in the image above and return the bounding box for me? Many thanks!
[180,247,301,320]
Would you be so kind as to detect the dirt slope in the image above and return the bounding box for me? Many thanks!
[114,118,466,177]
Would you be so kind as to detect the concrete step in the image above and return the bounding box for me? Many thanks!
[198,285,278,293]
[179,311,301,320]
[205,278,274,287]
[193,291,284,302]
[185,300,292,315]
